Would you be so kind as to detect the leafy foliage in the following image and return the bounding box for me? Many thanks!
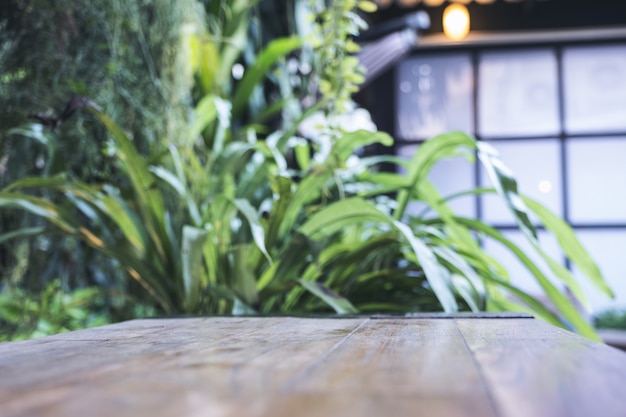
[307,0,374,115]
[0,280,110,341]
[0,0,614,343]
[0,114,611,340]
[594,308,626,330]
[0,0,204,302]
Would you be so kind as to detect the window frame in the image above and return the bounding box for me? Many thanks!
[392,34,626,231]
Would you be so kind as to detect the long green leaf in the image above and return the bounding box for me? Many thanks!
[265,175,293,250]
[97,193,146,256]
[433,246,484,311]
[0,193,78,234]
[190,94,218,143]
[0,226,49,245]
[531,244,589,310]
[522,196,613,298]
[214,1,253,89]
[231,244,260,307]
[259,232,311,292]
[395,131,476,220]
[474,146,583,311]
[182,225,209,312]
[450,274,481,312]
[333,130,393,162]
[298,234,397,290]
[416,180,484,256]
[1,186,175,313]
[232,36,302,116]
[448,187,610,310]
[415,181,513,309]
[455,217,599,340]
[152,146,202,227]
[88,108,168,259]
[279,166,334,238]
[149,165,185,195]
[232,198,272,264]
[299,197,388,238]
[299,197,458,312]
[2,174,68,193]
[484,275,564,328]
[392,220,458,313]
[298,280,359,314]
[477,141,537,240]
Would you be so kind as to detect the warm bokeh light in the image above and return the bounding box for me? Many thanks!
[373,0,532,7]
[538,180,553,193]
[443,3,470,40]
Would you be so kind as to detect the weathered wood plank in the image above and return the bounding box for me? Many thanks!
[1,317,624,417]
[0,317,368,417]
[0,317,290,392]
[283,318,497,417]
[456,318,626,417]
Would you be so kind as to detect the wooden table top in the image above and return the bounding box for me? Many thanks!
[1,315,625,417]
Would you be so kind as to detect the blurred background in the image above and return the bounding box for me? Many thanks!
[358,0,626,314]
[1,0,626,339]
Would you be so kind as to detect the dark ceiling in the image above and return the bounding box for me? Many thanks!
[365,0,626,36]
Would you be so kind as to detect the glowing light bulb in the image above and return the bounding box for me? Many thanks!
[443,3,470,41]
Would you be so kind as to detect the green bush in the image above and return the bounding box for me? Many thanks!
[0,0,614,343]
[0,280,110,341]
[0,0,203,304]
[594,308,626,330]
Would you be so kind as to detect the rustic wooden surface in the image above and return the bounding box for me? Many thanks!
[1,316,625,417]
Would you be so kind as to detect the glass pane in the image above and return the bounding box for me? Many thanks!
[563,44,626,134]
[566,137,626,223]
[396,54,473,140]
[478,49,559,138]
[482,230,564,296]
[397,144,476,218]
[479,139,562,225]
[571,230,626,313]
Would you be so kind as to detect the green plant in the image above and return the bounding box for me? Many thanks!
[0,0,613,343]
[594,308,626,330]
[0,0,205,302]
[0,8,304,314]
[0,279,111,341]
[0,121,612,338]
[306,0,375,116]
[276,131,613,340]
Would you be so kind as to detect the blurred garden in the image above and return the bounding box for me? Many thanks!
[0,0,614,341]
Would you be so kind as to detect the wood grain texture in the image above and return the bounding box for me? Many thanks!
[0,317,366,417]
[0,316,624,417]
[456,318,626,417]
